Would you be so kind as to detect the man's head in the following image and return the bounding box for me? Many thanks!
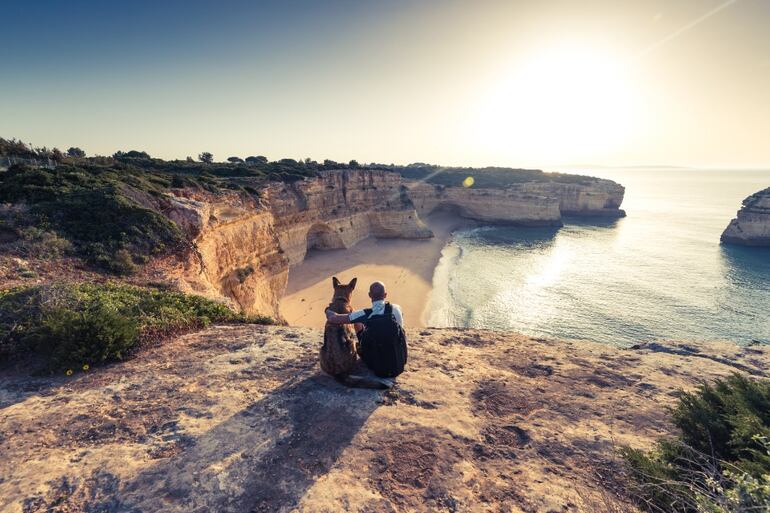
[369,281,387,301]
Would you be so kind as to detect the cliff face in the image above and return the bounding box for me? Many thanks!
[405,178,625,224]
[162,193,290,318]
[264,170,432,265]
[406,182,563,226]
[154,170,626,318]
[159,170,432,318]
[517,180,626,217]
[721,187,770,246]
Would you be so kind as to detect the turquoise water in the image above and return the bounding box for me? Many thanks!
[428,168,770,346]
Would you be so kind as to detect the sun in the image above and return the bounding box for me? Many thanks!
[474,43,642,164]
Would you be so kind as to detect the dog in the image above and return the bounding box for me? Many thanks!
[320,277,393,389]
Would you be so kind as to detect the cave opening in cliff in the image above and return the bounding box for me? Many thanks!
[306,223,345,254]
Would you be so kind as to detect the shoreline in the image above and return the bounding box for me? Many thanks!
[279,212,471,328]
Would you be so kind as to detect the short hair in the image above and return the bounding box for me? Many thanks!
[369,281,386,300]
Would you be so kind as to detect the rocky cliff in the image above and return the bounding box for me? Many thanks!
[721,187,770,246]
[153,170,625,319]
[2,325,767,513]
[517,180,626,217]
[405,178,625,224]
[157,170,431,318]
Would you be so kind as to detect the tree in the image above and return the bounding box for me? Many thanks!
[51,148,64,162]
[227,156,244,164]
[67,147,86,158]
[323,159,338,167]
[348,159,360,168]
[245,155,268,164]
[114,150,151,160]
[198,152,213,164]
[186,156,194,163]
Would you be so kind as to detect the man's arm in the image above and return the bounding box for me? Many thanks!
[325,309,352,324]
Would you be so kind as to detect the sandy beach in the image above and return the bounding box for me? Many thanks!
[279,213,470,328]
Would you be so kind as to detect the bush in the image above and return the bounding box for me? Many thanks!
[622,374,770,512]
[0,164,184,273]
[0,282,273,371]
[17,226,73,259]
[41,303,138,368]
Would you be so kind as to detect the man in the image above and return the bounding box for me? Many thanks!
[325,281,403,333]
[325,281,407,377]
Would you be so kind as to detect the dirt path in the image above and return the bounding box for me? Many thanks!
[2,326,768,513]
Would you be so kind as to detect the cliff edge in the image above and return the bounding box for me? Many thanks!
[2,326,766,513]
[721,186,770,246]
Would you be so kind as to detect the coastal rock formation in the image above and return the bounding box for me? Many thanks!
[405,182,564,226]
[264,170,432,265]
[152,170,626,318]
[159,170,432,317]
[721,187,770,246]
[518,180,626,217]
[405,178,625,224]
[2,325,767,512]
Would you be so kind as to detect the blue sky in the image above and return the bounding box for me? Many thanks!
[2,0,769,167]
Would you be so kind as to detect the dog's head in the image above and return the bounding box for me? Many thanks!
[331,276,357,302]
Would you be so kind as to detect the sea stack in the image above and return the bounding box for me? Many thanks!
[721,186,770,246]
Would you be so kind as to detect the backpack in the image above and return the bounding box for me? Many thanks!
[359,303,408,378]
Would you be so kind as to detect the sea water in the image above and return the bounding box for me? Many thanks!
[427,168,770,346]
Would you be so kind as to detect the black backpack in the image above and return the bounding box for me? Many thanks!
[359,303,408,378]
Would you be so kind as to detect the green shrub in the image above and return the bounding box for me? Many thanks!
[41,303,138,368]
[0,282,273,371]
[622,374,770,512]
[17,226,73,259]
[0,164,184,274]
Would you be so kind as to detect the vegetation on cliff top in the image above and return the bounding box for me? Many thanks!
[1,136,608,275]
[623,374,770,512]
[0,282,272,371]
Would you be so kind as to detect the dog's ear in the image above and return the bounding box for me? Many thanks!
[332,276,340,288]
[349,277,357,290]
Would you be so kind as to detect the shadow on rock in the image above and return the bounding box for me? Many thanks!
[88,373,382,513]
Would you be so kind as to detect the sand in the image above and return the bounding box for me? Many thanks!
[279,212,471,328]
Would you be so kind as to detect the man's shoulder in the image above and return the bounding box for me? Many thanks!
[388,302,403,314]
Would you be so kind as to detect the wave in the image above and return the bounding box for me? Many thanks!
[426,238,464,327]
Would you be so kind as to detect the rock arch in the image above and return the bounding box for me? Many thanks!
[305,222,345,251]
[425,201,470,218]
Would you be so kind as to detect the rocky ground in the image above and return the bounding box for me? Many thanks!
[1,326,768,513]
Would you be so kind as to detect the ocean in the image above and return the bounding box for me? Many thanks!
[427,168,770,346]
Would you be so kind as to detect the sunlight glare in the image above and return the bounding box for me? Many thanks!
[474,44,641,163]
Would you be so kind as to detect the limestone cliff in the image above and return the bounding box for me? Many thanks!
[153,169,625,319]
[405,178,625,224]
[721,187,770,246]
[158,170,431,318]
[264,170,432,265]
[517,179,626,217]
[405,182,563,226]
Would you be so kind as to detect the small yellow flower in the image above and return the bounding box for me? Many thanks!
[462,176,475,188]
[82,364,90,371]
[65,369,73,376]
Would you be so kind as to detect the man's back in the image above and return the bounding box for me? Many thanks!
[349,299,403,327]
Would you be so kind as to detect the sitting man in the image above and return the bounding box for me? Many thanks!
[325,281,408,377]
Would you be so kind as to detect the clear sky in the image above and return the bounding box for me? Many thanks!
[1,0,769,168]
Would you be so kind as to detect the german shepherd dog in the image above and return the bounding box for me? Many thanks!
[320,277,393,389]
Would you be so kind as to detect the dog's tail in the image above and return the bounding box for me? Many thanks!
[335,374,394,389]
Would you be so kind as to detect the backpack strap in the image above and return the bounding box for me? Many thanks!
[363,308,373,320]
[384,302,392,315]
